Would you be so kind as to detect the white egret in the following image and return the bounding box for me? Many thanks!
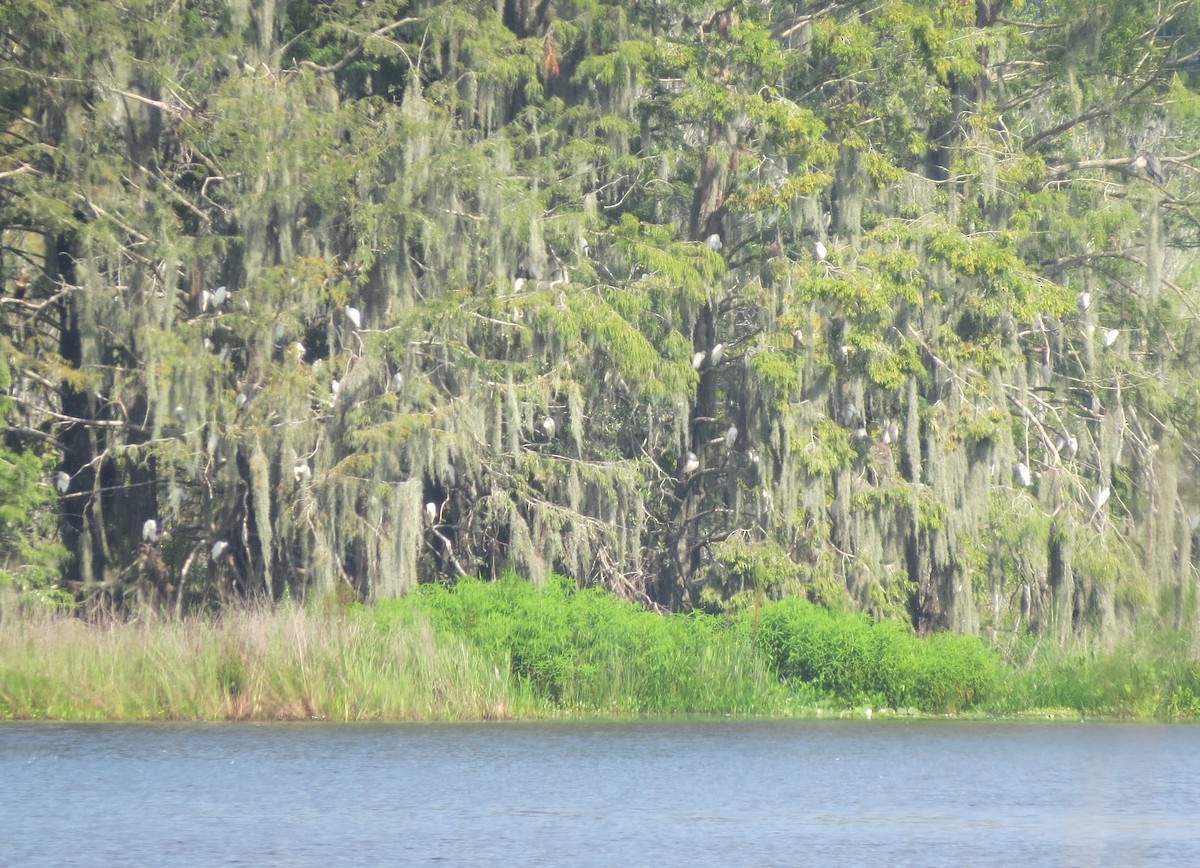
[542,417,556,439]
[212,285,229,307]
[1015,462,1033,487]
[725,425,737,448]
[211,540,229,560]
[424,502,437,525]
[390,371,404,391]
[345,305,362,329]
[709,343,725,366]
[888,420,899,442]
[1079,292,1090,313]
[683,451,700,475]
[692,351,706,370]
[513,277,526,292]
[55,471,70,494]
[1066,435,1078,457]
[330,379,341,397]
[706,233,722,252]
[1094,486,1111,509]
[854,427,868,440]
[293,463,311,482]
[815,240,827,262]
[1103,328,1120,348]
[142,519,158,543]
[793,328,804,346]
[236,392,247,409]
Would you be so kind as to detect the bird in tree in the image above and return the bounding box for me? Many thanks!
[142,519,158,543]
[1134,151,1166,184]
[345,305,362,329]
[815,240,827,262]
[682,452,700,475]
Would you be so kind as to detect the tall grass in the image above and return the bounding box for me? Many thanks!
[983,630,1200,719]
[6,577,1196,722]
[0,604,525,721]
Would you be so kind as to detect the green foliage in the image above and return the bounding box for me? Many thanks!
[756,597,1002,712]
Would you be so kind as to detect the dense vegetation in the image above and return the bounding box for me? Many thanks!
[4,0,1200,648]
[5,577,1200,720]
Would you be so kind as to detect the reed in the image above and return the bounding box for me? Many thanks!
[0,603,525,721]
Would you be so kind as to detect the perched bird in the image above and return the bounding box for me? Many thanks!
[706,233,723,252]
[793,328,805,347]
[212,285,229,307]
[887,420,899,443]
[815,240,827,262]
[692,351,706,370]
[579,235,590,257]
[683,451,700,475]
[390,371,404,392]
[55,471,70,494]
[842,402,859,426]
[330,379,341,397]
[345,305,362,329]
[1079,292,1091,313]
[236,392,247,409]
[424,502,438,525]
[1103,328,1120,348]
[1015,462,1033,488]
[854,426,868,440]
[1094,486,1111,509]
[293,463,311,482]
[709,343,725,367]
[541,416,556,440]
[210,540,229,560]
[291,342,306,360]
[1066,435,1079,457]
[142,519,158,543]
[725,425,738,449]
[1134,151,1165,184]
[513,277,526,293]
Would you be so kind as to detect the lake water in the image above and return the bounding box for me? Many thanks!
[3,719,1199,865]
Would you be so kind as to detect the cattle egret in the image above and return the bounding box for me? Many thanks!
[345,305,362,329]
[390,371,404,391]
[293,463,311,481]
[709,343,725,366]
[291,342,306,359]
[211,540,229,560]
[706,234,722,252]
[843,402,859,426]
[725,425,738,448]
[330,379,341,397]
[142,519,158,543]
[424,502,437,525]
[1015,462,1033,487]
[542,417,556,439]
[1066,435,1078,457]
[854,426,868,439]
[203,338,216,352]
[212,285,229,307]
[1103,328,1120,347]
[683,451,700,475]
[882,421,893,445]
[579,235,590,257]
[692,351,706,370]
[793,329,804,346]
[1041,362,1053,384]
[1094,486,1111,509]
[513,277,526,292]
[55,471,70,494]
[1079,292,1090,313]
[815,240,827,262]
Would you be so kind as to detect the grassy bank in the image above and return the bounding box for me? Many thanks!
[2,577,1199,721]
